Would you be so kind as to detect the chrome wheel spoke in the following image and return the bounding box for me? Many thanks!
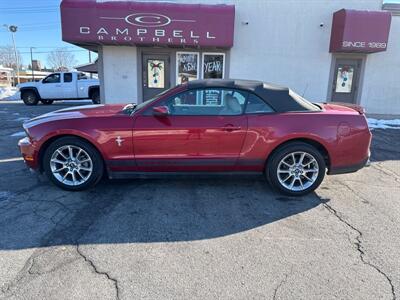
[51,158,65,165]
[77,169,86,180]
[303,159,316,167]
[278,170,290,173]
[303,173,312,181]
[54,166,67,173]
[57,150,68,160]
[299,153,306,165]
[68,146,74,159]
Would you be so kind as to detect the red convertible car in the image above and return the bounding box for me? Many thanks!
[18,80,371,196]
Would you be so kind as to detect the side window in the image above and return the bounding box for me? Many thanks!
[63,73,72,83]
[153,88,247,116]
[78,73,88,80]
[43,73,60,84]
[245,93,275,114]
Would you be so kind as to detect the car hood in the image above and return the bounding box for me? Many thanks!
[24,104,127,128]
[18,81,41,89]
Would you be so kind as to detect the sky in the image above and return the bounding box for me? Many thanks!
[0,0,96,69]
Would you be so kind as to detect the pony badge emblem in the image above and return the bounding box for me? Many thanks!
[115,136,124,147]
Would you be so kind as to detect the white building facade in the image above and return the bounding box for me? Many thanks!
[61,0,400,115]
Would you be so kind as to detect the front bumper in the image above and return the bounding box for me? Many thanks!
[18,137,38,169]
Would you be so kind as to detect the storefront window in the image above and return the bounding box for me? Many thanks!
[176,52,199,84]
[147,59,165,89]
[335,65,354,93]
[202,53,225,79]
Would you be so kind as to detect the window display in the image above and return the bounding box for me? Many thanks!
[176,52,199,84]
[203,53,225,79]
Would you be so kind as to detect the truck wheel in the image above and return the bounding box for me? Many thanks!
[266,142,326,196]
[43,137,104,191]
[91,90,100,104]
[22,91,39,106]
[41,99,54,105]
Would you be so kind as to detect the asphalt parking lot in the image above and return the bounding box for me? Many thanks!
[0,100,399,300]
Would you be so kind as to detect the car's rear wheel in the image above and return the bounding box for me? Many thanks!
[22,90,39,106]
[267,142,326,196]
[91,89,100,104]
[43,137,103,191]
[41,99,54,105]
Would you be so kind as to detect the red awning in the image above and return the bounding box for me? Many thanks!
[61,0,235,48]
[330,9,391,53]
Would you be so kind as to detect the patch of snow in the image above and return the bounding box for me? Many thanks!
[0,87,21,101]
[367,118,400,130]
[10,131,26,137]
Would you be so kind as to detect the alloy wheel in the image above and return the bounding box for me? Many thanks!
[50,145,93,186]
[276,151,319,192]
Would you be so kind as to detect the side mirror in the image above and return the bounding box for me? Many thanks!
[152,105,169,117]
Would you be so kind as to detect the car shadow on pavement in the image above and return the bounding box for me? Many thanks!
[0,174,328,250]
[370,129,400,161]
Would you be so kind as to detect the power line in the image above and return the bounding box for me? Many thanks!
[18,50,87,54]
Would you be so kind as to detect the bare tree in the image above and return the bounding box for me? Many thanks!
[0,45,23,69]
[47,47,77,71]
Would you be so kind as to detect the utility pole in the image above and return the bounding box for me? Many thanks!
[3,25,20,85]
[30,47,36,81]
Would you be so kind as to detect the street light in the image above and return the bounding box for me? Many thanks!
[3,24,20,85]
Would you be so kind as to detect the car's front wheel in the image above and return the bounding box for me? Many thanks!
[267,142,326,196]
[22,90,39,106]
[43,137,104,191]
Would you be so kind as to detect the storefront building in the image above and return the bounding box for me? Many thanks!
[61,0,399,114]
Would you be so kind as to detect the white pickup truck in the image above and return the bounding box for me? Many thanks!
[18,72,100,105]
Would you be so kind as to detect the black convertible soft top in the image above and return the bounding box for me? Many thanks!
[186,79,320,113]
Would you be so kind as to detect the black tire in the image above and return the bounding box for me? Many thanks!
[266,142,326,196]
[91,89,100,104]
[22,90,39,106]
[41,99,54,105]
[43,137,104,191]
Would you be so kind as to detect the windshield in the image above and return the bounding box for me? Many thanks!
[122,87,176,115]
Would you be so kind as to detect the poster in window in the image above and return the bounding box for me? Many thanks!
[335,66,354,93]
[147,59,165,89]
[176,52,199,84]
[203,54,224,79]
[204,89,221,106]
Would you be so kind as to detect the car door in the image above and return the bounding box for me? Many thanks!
[62,72,77,99]
[133,87,248,172]
[39,73,62,99]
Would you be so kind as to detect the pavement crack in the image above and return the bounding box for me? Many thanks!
[76,245,120,300]
[272,272,290,300]
[322,201,396,300]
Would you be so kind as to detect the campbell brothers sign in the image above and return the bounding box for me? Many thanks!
[61,0,235,47]
[330,9,391,53]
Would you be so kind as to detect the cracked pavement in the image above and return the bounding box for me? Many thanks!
[0,100,399,299]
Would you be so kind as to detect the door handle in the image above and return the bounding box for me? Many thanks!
[221,125,242,132]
